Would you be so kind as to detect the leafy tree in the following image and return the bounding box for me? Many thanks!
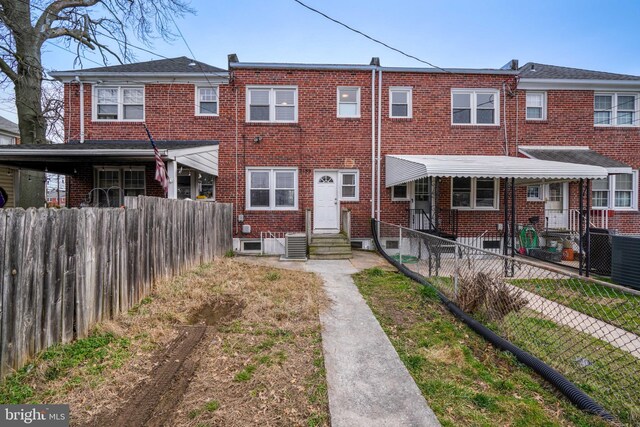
[0,0,193,144]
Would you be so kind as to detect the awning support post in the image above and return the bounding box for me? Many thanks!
[578,179,584,276]
[510,177,516,276]
[503,178,509,276]
[585,179,591,277]
[167,160,178,199]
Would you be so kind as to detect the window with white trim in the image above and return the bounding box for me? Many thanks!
[339,170,359,201]
[196,87,219,115]
[591,172,639,210]
[247,87,297,123]
[594,93,639,126]
[452,89,500,125]
[337,87,360,118]
[390,87,412,118]
[246,168,297,210]
[527,185,543,201]
[392,184,409,201]
[526,91,546,120]
[452,177,499,209]
[94,86,144,121]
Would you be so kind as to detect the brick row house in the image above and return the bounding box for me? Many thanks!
[1,55,638,264]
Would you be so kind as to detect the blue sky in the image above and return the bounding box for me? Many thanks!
[2,0,640,122]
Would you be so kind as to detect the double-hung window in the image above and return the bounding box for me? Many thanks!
[247,87,297,123]
[526,91,546,120]
[337,87,360,118]
[452,177,499,209]
[594,93,639,126]
[339,170,359,201]
[452,89,500,125]
[196,87,219,115]
[389,87,412,118]
[95,166,146,206]
[246,168,298,210]
[95,86,144,121]
[591,172,639,210]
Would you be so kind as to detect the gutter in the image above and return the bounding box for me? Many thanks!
[49,71,229,79]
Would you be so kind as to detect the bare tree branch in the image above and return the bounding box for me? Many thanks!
[0,54,16,80]
[0,0,195,144]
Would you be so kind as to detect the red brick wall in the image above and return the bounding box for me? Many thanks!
[516,89,640,233]
[61,68,640,237]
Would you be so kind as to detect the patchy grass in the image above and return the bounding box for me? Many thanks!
[509,278,640,335]
[501,309,640,425]
[0,333,131,404]
[354,268,609,427]
[0,259,329,427]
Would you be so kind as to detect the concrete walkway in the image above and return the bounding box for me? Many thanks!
[238,252,440,426]
[305,257,440,427]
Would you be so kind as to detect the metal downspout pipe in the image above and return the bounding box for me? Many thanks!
[371,68,376,219]
[376,68,382,221]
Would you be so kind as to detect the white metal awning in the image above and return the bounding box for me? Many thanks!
[0,142,218,176]
[385,154,609,187]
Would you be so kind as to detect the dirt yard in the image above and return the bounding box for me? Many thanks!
[0,258,329,427]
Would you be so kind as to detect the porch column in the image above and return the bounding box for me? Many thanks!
[167,160,178,199]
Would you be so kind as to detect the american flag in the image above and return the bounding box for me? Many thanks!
[143,123,169,195]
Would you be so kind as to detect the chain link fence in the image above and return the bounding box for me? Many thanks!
[377,220,640,425]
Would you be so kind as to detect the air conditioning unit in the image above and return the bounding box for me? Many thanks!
[282,233,307,261]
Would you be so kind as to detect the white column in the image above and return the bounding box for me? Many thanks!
[167,160,178,199]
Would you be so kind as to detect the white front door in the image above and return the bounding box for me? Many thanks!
[314,171,339,232]
[545,182,568,229]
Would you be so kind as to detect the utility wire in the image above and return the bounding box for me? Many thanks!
[292,0,452,73]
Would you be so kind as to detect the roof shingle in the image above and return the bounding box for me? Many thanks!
[518,62,640,81]
[0,115,19,135]
[53,56,225,74]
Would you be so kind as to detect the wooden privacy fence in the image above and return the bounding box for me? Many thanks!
[0,196,232,378]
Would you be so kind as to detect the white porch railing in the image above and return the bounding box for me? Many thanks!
[569,209,609,232]
[260,231,286,255]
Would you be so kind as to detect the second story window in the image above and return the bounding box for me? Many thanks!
[526,91,546,120]
[196,87,219,115]
[389,87,412,118]
[594,93,638,126]
[451,89,499,125]
[337,87,360,118]
[94,86,144,121]
[247,87,297,123]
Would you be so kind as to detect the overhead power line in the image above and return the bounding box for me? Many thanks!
[291,0,451,73]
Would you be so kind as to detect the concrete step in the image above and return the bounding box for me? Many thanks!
[309,246,352,255]
[309,253,353,260]
[309,240,351,247]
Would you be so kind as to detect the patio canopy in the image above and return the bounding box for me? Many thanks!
[385,154,609,187]
[519,146,633,174]
[0,140,219,176]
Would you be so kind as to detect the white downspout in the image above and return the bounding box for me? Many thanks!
[235,84,239,235]
[502,82,507,155]
[371,68,376,218]
[376,68,382,221]
[76,76,84,143]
